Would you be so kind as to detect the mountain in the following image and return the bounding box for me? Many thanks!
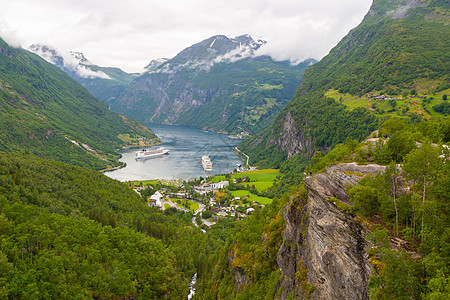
[192,0,449,298]
[239,0,449,169]
[28,44,136,103]
[0,38,159,170]
[112,35,316,135]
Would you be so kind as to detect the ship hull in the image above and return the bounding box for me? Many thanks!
[135,148,169,160]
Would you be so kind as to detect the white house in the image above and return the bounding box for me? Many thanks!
[148,191,163,208]
[211,181,229,190]
[194,183,213,194]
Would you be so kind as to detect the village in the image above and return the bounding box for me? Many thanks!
[132,169,279,230]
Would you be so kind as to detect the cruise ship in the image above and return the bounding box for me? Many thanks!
[135,147,169,160]
[202,155,213,171]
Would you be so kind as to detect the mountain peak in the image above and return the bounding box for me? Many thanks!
[69,51,90,64]
[144,58,169,72]
[365,0,433,22]
[148,34,267,74]
[29,44,110,79]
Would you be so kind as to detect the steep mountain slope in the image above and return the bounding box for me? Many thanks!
[196,164,378,299]
[0,152,189,298]
[239,0,449,169]
[28,44,136,104]
[196,117,449,299]
[113,35,315,134]
[0,38,159,170]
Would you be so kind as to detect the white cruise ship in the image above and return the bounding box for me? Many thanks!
[202,155,213,171]
[135,147,169,160]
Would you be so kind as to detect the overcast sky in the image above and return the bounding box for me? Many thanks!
[0,0,372,73]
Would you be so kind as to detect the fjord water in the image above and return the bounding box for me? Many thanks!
[104,124,243,181]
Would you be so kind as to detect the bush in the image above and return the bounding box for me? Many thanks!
[202,210,213,219]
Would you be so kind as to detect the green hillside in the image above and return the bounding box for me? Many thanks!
[175,57,314,134]
[73,66,136,103]
[240,0,449,171]
[196,117,449,299]
[197,1,449,298]
[0,152,184,297]
[0,152,236,298]
[0,38,159,170]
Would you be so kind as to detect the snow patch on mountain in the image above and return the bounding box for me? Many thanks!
[210,38,217,48]
[146,34,269,74]
[29,45,111,79]
[144,58,169,73]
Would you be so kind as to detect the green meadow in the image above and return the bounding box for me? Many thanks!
[230,190,272,204]
[210,169,281,192]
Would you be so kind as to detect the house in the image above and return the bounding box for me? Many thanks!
[149,191,163,208]
[246,207,255,214]
[211,181,229,190]
[194,183,213,194]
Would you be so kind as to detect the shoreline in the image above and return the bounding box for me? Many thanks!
[100,163,126,173]
[120,141,162,150]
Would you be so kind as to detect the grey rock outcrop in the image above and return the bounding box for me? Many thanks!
[277,163,385,299]
[277,111,314,159]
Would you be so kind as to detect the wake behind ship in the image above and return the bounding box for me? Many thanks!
[135,147,169,160]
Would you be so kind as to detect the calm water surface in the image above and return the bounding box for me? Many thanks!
[104,124,243,181]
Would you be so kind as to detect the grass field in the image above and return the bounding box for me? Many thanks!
[210,169,281,192]
[164,203,171,210]
[172,198,199,213]
[230,190,272,204]
[325,88,449,119]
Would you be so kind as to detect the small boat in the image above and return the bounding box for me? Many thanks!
[202,155,213,171]
[135,147,169,160]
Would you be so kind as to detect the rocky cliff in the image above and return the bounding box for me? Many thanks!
[276,111,314,159]
[277,163,385,299]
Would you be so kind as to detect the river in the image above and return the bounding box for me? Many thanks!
[104,124,243,181]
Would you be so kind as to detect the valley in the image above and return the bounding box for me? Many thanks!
[130,168,280,231]
[30,35,316,136]
[0,0,448,299]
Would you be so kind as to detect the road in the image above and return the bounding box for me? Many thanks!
[162,197,207,233]
[191,200,206,233]
[234,147,249,166]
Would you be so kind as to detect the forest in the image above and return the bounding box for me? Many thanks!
[0,152,235,298]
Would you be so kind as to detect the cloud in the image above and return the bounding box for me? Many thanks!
[0,0,372,72]
[59,52,111,79]
[29,45,110,79]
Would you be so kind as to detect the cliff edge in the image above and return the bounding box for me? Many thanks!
[277,163,385,299]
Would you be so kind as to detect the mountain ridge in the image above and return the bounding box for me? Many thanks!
[239,0,449,169]
[113,34,315,134]
[30,35,315,135]
[0,38,159,170]
[28,44,137,103]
